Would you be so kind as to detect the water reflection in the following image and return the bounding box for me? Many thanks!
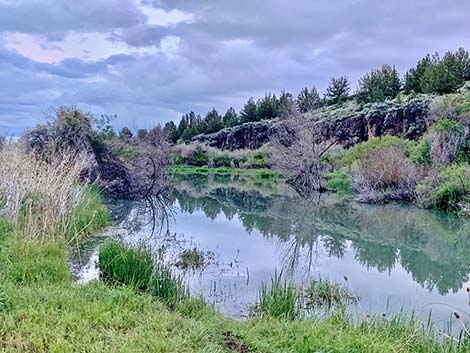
[74,173,470,324]
[171,175,470,295]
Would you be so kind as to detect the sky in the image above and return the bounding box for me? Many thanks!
[0,0,469,135]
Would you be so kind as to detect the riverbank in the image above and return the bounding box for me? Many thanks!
[0,229,465,352]
[0,185,469,352]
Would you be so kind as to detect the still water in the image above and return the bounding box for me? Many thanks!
[73,174,470,331]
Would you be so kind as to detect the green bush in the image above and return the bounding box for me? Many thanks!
[418,163,470,212]
[339,136,411,167]
[408,138,431,165]
[168,152,184,165]
[246,151,270,168]
[98,241,154,291]
[212,153,232,167]
[191,147,209,166]
[326,171,352,195]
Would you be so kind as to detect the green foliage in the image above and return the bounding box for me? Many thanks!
[257,93,280,120]
[418,163,470,213]
[406,48,470,94]
[324,76,350,105]
[240,97,258,123]
[246,151,270,168]
[168,151,184,165]
[257,271,297,320]
[176,247,206,269]
[326,171,352,195]
[357,64,401,103]
[203,108,223,134]
[222,107,239,127]
[303,279,357,309]
[408,138,431,165]
[296,86,322,113]
[3,240,70,285]
[0,217,13,240]
[339,136,411,167]
[212,153,232,167]
[114,145,141,160]
[67,185,110,241]
[151,264,189,305]
[98,241,154,291]
[191,146,209,166]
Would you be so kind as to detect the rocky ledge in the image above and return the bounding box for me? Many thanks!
[192,100,431,150]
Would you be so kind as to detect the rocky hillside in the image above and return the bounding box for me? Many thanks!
[192,93,442,150]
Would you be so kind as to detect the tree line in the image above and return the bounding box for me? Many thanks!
[108,47,470,143]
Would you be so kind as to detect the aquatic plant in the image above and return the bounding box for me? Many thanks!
[257,271,297,320]
[98,241,153,291]
[151,263,188,305]
[303,279,358,309]
[176,247,206,269]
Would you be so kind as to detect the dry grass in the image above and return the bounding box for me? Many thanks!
[0,143,95,243]
[352,147,418,202]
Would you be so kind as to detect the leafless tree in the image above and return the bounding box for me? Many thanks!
[271,113,336,195]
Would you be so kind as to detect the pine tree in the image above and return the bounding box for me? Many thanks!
[203,108,224,134]
[357,64,401,103]
[324,76,350,105]
[240,97,258,123]
[279,91,296,119]
[223,107,239,127]
[163,121,178,143]
[257,93,280,120]
[296,86,321,113]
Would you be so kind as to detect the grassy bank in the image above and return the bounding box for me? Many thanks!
[166,165,282,180]
[0,221,468,352]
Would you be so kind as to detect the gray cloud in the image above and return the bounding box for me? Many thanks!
[1,0,470,135]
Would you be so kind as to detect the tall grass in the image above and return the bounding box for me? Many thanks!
[258,271,297,320]
[0,144,108,243]
[98,241,154,291]
[98,241,188,304]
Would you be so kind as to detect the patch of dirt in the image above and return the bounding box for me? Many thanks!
[222,331,253,353]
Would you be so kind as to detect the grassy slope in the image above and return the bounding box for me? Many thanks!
[0,220,466,352]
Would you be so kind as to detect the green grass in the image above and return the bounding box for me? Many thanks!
[166,165,282,179]
[0,236,467,352]
[303,279,358,309]
[98,241,154,291]
[326,171,353,195]
[256,271,297,320]
[151,263,188,305]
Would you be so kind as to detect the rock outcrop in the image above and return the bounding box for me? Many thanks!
[192,100,430,150]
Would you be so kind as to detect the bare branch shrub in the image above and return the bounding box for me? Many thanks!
[352,147,418,202]
[271,113,336,194]
[0,143,93,243]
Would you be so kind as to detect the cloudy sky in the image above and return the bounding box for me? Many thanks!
[0,0,469,135]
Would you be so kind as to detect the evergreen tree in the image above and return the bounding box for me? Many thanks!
[257,93,280,120]
[324,76,350,105]
[357,64,401,103]
[203,108,224,134]
[240,97,258,123]
[404,55,432,93]
[163,121,179,143]
[296,86,321,113]
[223,107,239,127]
[177,115,189,139]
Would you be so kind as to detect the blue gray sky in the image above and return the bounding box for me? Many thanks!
[0,0,469,135]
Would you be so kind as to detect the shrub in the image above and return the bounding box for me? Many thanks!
[418,163,470,213]
[151,264,188,305]
[98,241,154,291]
[257,271,297,320]
[352,147,418,202]
[326,171,352,195]
[211,153,232,168]
[339,136,411,167]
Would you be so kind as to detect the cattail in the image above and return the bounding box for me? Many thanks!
[454,312,461,319]
[466,287,469,293]
[343,276,348,282]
